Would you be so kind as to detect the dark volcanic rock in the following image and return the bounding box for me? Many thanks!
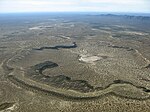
[41,75,94,92]
[108,45,133,51]
[33,42,77,50]
[26,61,150,94]
[145,64,150,69]
[27,61,93,92]
[0,102,15,111]
[32,61,58,74]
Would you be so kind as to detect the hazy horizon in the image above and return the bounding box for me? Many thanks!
[0,0,150,13]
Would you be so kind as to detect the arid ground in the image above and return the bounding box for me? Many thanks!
[0,13,150,112]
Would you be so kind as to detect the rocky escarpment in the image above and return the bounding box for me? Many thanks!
[0,102,16,111]
[33,42,77,50]
[145,64,150,69]
[27,61,94,92]
[2,58,150,100]
[26,61,150,95]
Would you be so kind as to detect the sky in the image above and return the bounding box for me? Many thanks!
[0,0,150,13]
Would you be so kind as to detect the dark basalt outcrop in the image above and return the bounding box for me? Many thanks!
[31,61,58,74]
[143,88,150,92]
[26,61,93,92]
[113,80,150,93]
[145,64,150,69]
[3,58,150,100]
[0,102,15,111]
[108,45,133,51]
[33,42,77,50]
[27,61,150,93]
[113,80,130,84]
[41,75,94,92]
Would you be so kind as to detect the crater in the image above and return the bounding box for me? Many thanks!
[2,41,150,100]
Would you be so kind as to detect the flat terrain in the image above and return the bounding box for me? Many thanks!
[0,13,150,112]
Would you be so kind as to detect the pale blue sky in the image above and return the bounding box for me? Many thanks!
[0,0,150,13]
